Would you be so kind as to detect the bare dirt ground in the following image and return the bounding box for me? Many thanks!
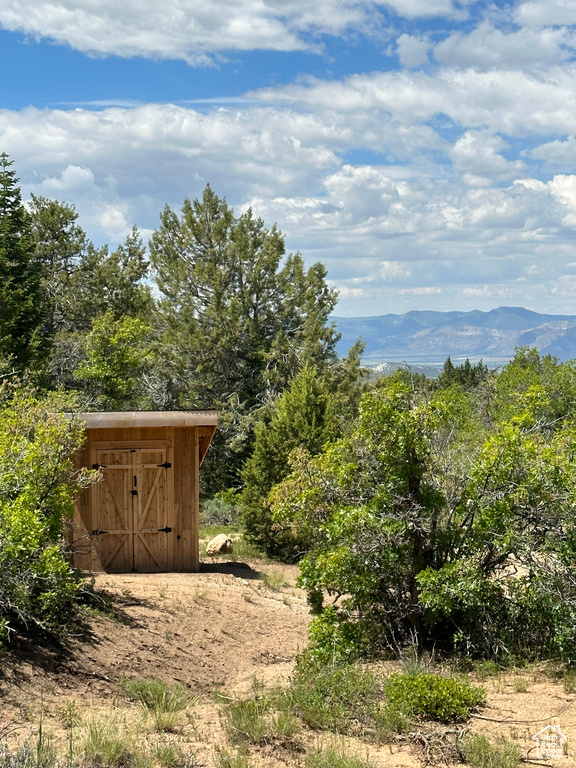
[0,557,576,766]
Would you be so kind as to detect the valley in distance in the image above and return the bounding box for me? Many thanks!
[333,306,576,374]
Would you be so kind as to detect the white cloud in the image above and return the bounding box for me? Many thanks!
[0,0,471,63]
[380,0,466,19]
[334,286,369,299]
[531,134,576,166]
[450,130,525,179]
[31,164,131,241]
[398,286,442,294]
[380,261,411,280]
[515,0,576,27]
[396,33,430,67]
[1,35,576,316]
[250,66,576,138]
[434,22,575,69]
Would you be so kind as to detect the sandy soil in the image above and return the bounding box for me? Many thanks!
[0,558,575,766]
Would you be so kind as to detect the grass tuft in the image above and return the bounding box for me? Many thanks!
[461,733,521,768]
[288,658,381,735]
[305,743,375,768]
[80,710,135,767]
[120,678,193,732]
[259,570,288,591]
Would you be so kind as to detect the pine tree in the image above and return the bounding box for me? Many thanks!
[0,154,47,369]
[149,185,342,491]
[241,364,338,559]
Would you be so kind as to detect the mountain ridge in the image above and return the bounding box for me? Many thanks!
[332,306,576,364]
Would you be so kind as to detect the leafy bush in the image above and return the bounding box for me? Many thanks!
[384,673,485,724]
[0,383,95,641]
[200,494,241,527]
[270,359,576,662]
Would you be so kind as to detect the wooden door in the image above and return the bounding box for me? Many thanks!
[92,447,172,572]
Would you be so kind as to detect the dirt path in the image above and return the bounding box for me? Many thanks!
[1,559,576,766]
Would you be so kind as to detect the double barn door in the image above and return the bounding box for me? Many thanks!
[92,445,173,572]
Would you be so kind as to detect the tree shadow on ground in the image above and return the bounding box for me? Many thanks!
[199,560,261,580]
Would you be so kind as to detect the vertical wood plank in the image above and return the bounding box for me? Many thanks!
[192,426,200,571]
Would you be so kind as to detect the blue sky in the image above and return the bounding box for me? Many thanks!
[2,0,576,317]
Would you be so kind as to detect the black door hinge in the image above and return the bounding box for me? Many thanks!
[92,529,108,535]
[157,526,173,533]
[157,461,171,469]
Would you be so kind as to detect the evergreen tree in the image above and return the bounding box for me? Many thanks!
[149,185,342,491]
[241,364,338,558]
[0,154,47,369]
[29,194,88,337]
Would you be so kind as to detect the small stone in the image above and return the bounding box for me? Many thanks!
[206,533,233,555]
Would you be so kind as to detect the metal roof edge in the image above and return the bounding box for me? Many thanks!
[78,411,219,429]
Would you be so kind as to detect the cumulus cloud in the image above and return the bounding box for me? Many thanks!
[434,22,576,69]
[515,0,576,27]
[531,134,576,167]
[0,0,471,63]
[450,130,525,179]
[396,33,430,67]
[251,66,576,138]
[2,0,576,317]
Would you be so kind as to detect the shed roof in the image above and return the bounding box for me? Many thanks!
[81,411,218,429]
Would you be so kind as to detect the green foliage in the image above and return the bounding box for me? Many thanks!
[287,657,381,734]
[461,733,521,768]
[0,154,48,370]
[384,673,485,723]
[214,748,254,768]
[224,698,270,745]
[0,383,95,639]
[271,360,576,661]
[436,357,490,390]
[120,678,191,732]
[241,364,341,559]
[0,739,58,768]
[80,710,136,767]
[75,310,151,409]
[149,185,343,492]
[200,494,241,527]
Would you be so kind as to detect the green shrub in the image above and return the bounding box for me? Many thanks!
[0,384,96,641]
[269,366,576,662]
[461,733,521,768]
[0,738,58,768]
[200,495,240,527]
[384,673,485,724]
[288,657,381,734]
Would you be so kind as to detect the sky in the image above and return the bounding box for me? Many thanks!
[1,1,576,317]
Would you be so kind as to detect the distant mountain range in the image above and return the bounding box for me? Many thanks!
[332,307,576,367]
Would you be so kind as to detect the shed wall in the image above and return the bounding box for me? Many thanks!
[71,425,208,572]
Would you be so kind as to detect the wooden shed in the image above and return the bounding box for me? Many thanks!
[71,411,218,573]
